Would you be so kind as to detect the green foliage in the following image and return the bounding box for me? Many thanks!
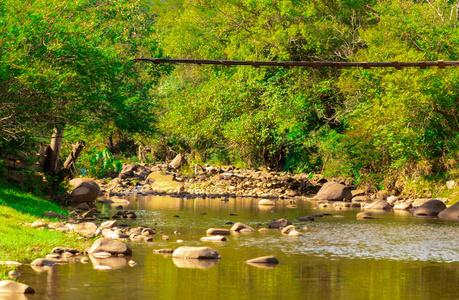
[77,148,122,178]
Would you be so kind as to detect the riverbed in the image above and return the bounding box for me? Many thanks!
[17,195,459,299]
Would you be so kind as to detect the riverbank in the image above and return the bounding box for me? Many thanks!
[0,187,88,280]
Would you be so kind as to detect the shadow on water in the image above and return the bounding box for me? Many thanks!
[17,195,459,300]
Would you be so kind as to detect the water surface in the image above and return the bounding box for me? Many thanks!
[18,195,459,300]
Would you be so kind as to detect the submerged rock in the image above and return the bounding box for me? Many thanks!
[356,212,379,220]
[245,256,279,264]
[206,228,230,235]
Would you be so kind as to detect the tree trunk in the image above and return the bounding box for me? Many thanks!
[43,124,65,174]
[62,140,86,173]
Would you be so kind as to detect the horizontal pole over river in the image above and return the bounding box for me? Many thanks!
[134,58,459,69]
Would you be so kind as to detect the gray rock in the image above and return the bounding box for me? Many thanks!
[73,222,98,236]
[412,199,446,217]
[230,222,257,232]
[314,182,352,201]
[364,200,392,210]
[0,280,34,294]
[69,178,100,203]
[356,212,379,220]
[119,164,137,179]
[245,256,279,264]
[268,218,292,229]
[172,246,220,259]
[170,153,186,169]
[393,201,412,210]
[438,202,459,220]
[30,258,55,267]
[88,238,132,256]
[206,228,230,235]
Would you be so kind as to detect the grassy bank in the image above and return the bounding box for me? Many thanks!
[0,187,88,280]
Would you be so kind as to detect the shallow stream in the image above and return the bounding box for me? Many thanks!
[17,195,459,300]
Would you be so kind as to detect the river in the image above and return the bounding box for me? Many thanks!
[17,194,459,300]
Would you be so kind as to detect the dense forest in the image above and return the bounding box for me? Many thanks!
[1,0,458,197]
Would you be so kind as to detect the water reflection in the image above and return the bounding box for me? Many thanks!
[89,255,129,270]
[172,258,219,269]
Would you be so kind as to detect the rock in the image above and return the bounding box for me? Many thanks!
[314,182,352,201]
[230,222,257,232]
[351,189,365,197]
[446,180,456,190]
[245,256,279,264]
[412,198,432,208]
[352,195,371,203]
[200,235,227,242]
[364,200,392,210]
[438,202,459,220]
[51,247,80,255]
[294,216,315,221]
[69,178,100,203]
[102,229,123,239]
[31,219,47,228]
[88,238,132,256]
[30,258,55,267]
[393,201,412,210]
[153,249,175,254]
[8,271,20,278]
[206,228,230,235]
[412,199,447,217]
[258,199,275,206]
[258,228,270,233]
[268,218,292,229]
[124,212,137,219]
[281,225,296,235]
[73,222,98,236]
[0,280,34,294]
[387,196,400,205]
[170,153,186,170]
[43,211,63,219]
[101,220,119,229]
[145,172,184,193]
[356,212,379,220]
[172,246,220,259]
[119,164,137,179]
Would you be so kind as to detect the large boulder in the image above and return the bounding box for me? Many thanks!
[438,202,459,220]
[69,178,100,203]
[145,172,184,193]
[314,182,352,201]
[88,238,132,256]
[412,199,446,217]
[0,280,34,294]
[172,246,220,259]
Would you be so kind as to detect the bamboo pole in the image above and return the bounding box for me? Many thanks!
[134,58,459,69]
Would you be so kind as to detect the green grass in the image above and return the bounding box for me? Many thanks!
[0,187,89,280]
